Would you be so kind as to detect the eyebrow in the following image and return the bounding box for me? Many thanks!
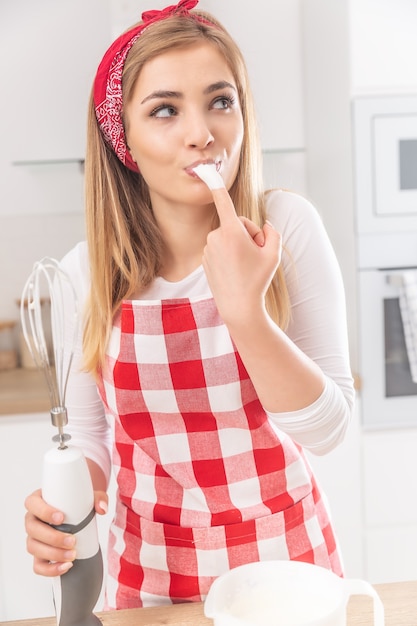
[204,80,237,95]
[140,81,237,105]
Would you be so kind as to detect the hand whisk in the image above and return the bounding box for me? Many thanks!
[20,257,78,448]
[20,257,103,626]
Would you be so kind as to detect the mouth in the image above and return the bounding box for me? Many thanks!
[186,159,221,179]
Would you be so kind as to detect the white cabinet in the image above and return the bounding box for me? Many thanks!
[3,0,112,163]
[308,410,417,584]
[1,0,112,219]
[365,527,417,584]
[362,429,417,583]
[306,400,364,579]
[362,430,417,527]
[0,413,54,620]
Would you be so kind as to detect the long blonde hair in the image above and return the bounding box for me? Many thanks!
[83,11,290,375]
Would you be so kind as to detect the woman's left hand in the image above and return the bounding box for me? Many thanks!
[202,187,282,324]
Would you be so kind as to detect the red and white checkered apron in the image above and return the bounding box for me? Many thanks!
[98,296,342,609]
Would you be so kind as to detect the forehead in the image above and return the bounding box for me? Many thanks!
[135,41,236,93]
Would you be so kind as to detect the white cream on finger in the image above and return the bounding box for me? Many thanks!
[192,163,225,190]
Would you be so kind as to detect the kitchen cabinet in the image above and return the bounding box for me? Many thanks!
[4,0,111,164]
[362,429,417,583]
[1,0,112,220]
[307,406,417,584]
[0,413,54,620]
[306,400,364,579]
[362,430,417,527]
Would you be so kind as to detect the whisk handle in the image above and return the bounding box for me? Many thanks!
[42,446,103,626]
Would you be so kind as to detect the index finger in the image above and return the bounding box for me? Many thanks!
[25,488,64,526]
[210,187,240,225]
[192,163,238,225]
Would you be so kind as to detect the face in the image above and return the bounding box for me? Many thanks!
[124,42,244,211]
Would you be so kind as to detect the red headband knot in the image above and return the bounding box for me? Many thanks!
[142,0,198,24]
[93,0,204,173]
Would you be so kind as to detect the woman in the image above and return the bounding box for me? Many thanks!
[25,0,355,610]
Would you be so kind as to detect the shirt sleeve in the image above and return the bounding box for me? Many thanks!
[58,242,112,484]
[265,190,355,455]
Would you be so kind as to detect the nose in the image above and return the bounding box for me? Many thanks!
[185,111,214,149]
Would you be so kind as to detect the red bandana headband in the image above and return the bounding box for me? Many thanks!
[93,0,213,173]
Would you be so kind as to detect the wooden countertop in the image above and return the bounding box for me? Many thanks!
[0,368,49,415]
[1,580,416,625]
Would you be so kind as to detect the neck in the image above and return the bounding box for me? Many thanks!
[154,203,216,282]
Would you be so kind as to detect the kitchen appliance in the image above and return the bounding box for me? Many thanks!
[21,258,103,626]
[204,560,384,626]
[353,94,417,429]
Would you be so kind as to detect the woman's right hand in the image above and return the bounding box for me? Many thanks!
[24,488,108,576]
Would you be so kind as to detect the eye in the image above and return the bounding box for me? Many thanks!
[150,104,177,118]
[211,95,236,110]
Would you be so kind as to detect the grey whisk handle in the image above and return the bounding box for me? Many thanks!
[55,549,103,626]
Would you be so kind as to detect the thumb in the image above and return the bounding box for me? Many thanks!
[238,216,266,246]
[263,220,278,238]
[94,491,108,515]
[262,220,282,258]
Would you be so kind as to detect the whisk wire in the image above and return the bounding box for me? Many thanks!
[21,257,79,431]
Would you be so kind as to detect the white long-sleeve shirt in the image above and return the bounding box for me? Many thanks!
[60,190,355,485]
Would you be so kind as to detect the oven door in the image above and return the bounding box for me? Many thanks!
[359,267,417,429]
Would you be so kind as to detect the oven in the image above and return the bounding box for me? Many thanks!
[358,266,417,429]
[353,94,417,429]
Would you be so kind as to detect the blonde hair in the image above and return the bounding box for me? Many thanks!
[83,11,290,375]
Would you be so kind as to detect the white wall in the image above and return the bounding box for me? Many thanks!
[0,0,112,323]
[110,0,305,152]
[301,0,357,366]
[349,0,417,94]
